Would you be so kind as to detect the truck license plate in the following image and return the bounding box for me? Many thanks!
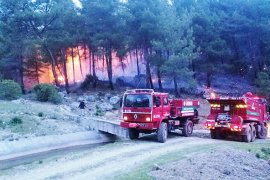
[216,124,228,128]
[138,123,147,127]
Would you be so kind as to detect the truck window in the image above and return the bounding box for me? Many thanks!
[163,97,169,105]
[124,94,152,108]
[154,96,161,107]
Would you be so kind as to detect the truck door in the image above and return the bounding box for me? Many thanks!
[162,96,170,118]
[153,96,163,122]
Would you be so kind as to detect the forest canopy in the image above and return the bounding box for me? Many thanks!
[0,0,269,96]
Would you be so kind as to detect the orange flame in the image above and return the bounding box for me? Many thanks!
[24,45,145,89]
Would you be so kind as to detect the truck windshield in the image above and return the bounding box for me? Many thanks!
[124,94,152,108]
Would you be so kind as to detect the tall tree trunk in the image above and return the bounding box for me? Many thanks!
[105,49,114,90]
[76,46,84,78]
[135,48,140,76]
[84,44,91,75]
[191,59,196,79]
[71,48,76,84]
[129,52,132,63]
[18,52,25,94]
[29,22,59,86]
[144,47,154,89]
[61,49,70,94]
[157,67,163,91]
[44,45,59,86]
[56,63,65,78]
[166,50,170,60]
[89,50,92,76]
[92,52,97,88]
[35,61,40,84]
[173,75,179,97]
[102,54,105,69]
[119,56,125,72]
[157,51,163,91]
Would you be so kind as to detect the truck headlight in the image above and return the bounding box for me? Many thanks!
[124,116,128,121]
[146,117,151,122]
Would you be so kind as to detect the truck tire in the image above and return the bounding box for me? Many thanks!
[182,120,193,137]
[157,122,167,143]
[250,125,256,142]
[192,109,199,124]
[194,109,199,117]
[242,125,252,143]
[128,129,139,140]
[257,124,267,139]
[210,129,216,139]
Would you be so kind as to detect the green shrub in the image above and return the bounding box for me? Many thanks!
[0,120,6,129]
[261,147,270,155]
[95,105,104,116]
[38,112,44,117]
[0,79,22,100]
[48,92,63,104]
[33,83,62,104]
[9,117,23,126]
[80,74,98,89]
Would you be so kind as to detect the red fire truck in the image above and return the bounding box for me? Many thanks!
[205,92,269,142]
[120,89,200,143]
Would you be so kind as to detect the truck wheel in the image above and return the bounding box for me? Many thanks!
[210,129,216,139]
[157,122,167,143]
[257,125,267,139]
[182,120,193,137]
[194,109,199,117]
[128,129,139,140]
[242,126,252,143]
[250,125,256,142]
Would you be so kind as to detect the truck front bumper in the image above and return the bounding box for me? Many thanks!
[121,122,156,130]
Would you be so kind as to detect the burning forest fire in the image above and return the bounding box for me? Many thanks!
[24,45,145,89]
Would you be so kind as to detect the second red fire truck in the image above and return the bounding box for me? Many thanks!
[205,92,269,142]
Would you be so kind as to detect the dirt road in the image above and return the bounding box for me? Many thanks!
[1,132,269,180]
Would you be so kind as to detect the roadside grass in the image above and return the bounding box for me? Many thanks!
[116,143,220,180]
[228,141,270,160]
[2,115,40,135]
[8,117,38,135]
[0,100,63,119]
[116,140,270,180]
[9,117,23,125]
[0,100,69,136]
[0,120,6,129]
